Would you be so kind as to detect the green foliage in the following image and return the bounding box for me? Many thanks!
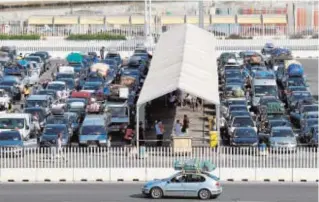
[0,34,40,40]
[66,33,126,40]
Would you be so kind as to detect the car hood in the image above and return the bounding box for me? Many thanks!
[111,117,129,123]
[233,137,258,144]
[144,178,167,187]
[270,137,296,144]
[0,140,23,147]
[79,134,107,141]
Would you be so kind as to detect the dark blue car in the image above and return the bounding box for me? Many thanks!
[230,127,258,147]
[40,124,70,147]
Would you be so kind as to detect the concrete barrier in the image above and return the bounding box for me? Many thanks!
[0,167,316,183]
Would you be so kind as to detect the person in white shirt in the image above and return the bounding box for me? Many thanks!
[174,120,183,136]
[155,120,164,146]
[56,90,62,101]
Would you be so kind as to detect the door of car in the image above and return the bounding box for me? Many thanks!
[182,174,206,197]
[163,174,186,197]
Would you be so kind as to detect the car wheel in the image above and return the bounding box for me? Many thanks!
[198,189,211,200]
[150,187,163,199]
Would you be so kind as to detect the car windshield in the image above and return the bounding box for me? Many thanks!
[24,109,45,121]
[108,106,128,118]
[255,72,275,80]
[254,85,277,96]
[44,126,67,135]
[234,128,257,137]
[270,120,291,127]
[81,126,105,135]
[58,79,74,89]
[0,80,17,86]
[0,118,25,129]
[87,77,103,83]
[306,119,318,127]
[103,59,116,66]
[231,111,250,117]
[0,132,21,141]
[47,116,68,125]
[227,100,246,106]
[47,83,65,91]
[303,105,318,113]
[229,106,247,112]
[288,77,306,86]
[289,86,307,92]
[56,74,74,80]
[37,90,56,98]
[233,117,254,127]
[272,129,294,137]
[260,98,280,105]
[25,57,40,63]
[26,100,47,108]
[83,84,99,91]
[291,92,312,102]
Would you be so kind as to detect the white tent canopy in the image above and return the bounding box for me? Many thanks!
[137,24,219,106]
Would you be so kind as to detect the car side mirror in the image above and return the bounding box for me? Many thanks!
[26,125,30,130]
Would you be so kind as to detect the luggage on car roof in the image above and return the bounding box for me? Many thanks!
[287,64,304,77]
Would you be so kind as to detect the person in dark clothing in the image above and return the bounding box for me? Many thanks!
[138,122,145,146]
[182,114,189,134]
[100,47,105,60]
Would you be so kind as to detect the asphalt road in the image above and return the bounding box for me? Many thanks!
[0,183,317,202]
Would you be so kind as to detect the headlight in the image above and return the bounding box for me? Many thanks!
[252,142,258,146]
[99,139,107,143]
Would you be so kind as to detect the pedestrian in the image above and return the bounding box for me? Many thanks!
[174,120,183,136]
[56,133,64,160]
[100,46,105,60]
[169,93,177,108]
[182,115,189,134]
[155,120,164,146]
[23,85,30,99]
[124,125,134,145]
[138,122,145,146]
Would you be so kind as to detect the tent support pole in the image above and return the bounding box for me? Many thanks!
[216,104,221,146]
[136,105,140,153]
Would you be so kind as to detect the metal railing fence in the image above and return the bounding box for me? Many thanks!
[0,39,317,52]
[0,146,317,169]
[0,24,318,38]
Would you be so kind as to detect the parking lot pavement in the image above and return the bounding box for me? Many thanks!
[0,148,317,168]
[299,59,318,99]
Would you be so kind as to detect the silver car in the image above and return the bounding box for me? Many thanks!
[142,172,222,200]
[269,126,298,152]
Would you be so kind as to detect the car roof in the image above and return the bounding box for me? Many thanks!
[253,79,277,86]
[45,124,67,128]
[272,126,293,130]
[82,116,106,126]
[0,113,31,119]
[27,95,49,100]
[48,81,66,85]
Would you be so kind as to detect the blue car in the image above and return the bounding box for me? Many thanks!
[0,130,37,156]
[142,171,222,199]
[40,124,70,147]
[79,115,109,147]
[230,127,258,147]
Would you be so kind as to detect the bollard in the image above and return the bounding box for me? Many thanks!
[209,131,218,148]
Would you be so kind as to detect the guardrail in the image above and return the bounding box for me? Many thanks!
[0,39,318,52]
[0,147,317,182]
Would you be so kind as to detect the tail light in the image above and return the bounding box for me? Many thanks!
[215,182,220,187]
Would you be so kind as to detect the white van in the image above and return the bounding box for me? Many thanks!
[0,113,34,139]
[251,79,278,108]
